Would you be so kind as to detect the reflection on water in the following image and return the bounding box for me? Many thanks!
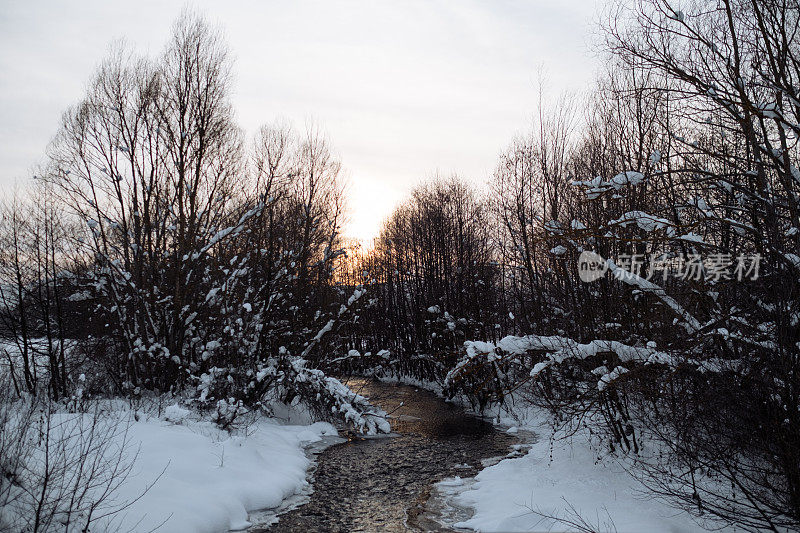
[252,378,518,532]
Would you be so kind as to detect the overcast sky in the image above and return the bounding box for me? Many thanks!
[0,0,599,243]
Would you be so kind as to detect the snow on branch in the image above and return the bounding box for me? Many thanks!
[192,203,265,260]
[572,171,645,199]
[290,358,390,435]
[301,286,366,359]
[605,259,702,333]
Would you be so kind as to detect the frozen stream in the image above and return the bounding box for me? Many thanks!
[252,377,520,532]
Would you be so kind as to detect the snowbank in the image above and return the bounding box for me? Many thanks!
[106,411,337,532]
[439,408,715,533]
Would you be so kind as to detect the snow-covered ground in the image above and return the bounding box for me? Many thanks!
[0,396,340,533]
[437,414,709,532]
[106,408,339,532]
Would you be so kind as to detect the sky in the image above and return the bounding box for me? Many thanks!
[0,0,599,244]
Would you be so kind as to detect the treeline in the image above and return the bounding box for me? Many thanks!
[338,178,499,379]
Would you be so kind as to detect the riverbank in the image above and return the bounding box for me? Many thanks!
[108,410,339,533]
[374,372,717,532]
[0,396,340,533]
[436,412,712,532]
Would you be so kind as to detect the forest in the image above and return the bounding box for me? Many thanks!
[1,1,798,532]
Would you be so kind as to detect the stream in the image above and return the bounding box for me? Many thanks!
[251,377,522,532]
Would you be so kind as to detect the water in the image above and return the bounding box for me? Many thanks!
[251,378,519,532]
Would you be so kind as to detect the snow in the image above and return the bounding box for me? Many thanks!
[369,372,444,396]
[597,365,629,391]
[609,171,645,189]
[443,409,713,533]
[573,170,646,199]
[67,290,92,301]
[449,332,740,389]
[105,412,338,532]
[194,204,265,259]
[438,476,465,488]
[679,232,705,244]
[530,361,551,377]
[311,320,334,342]
[164,402,191,423]
[458,335,676,373]
[570,219,587,230]
[608,211,676,236]
[0,392,340,533]
[605,260,702,333]
[288,358,391,435]
[649,150,661,165]
[785,253,800,273]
